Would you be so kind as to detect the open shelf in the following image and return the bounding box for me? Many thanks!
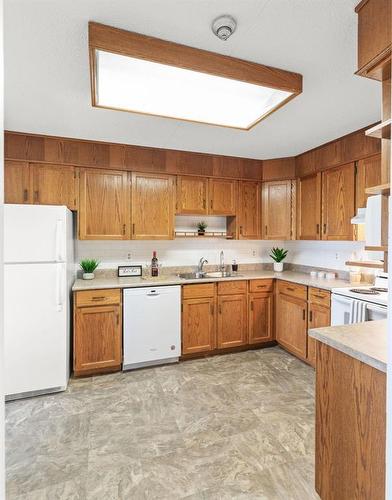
[365,119,391,139]
[345,260,384,269]
[175,231,233,239]
[365,183,390,195]
[365,245,388,252]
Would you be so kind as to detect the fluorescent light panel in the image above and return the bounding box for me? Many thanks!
[95,50,293,129]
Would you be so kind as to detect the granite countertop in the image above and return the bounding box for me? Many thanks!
[309,320,387,372]
[72,270,354,292]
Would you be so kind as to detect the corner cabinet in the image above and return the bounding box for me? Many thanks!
[73,289,122,376]
[217,285,248,349]
[78,168,130,240]
[131,172,175,240]
[297,172,322,240]
[237,181,261,239]
[262,180,294,240]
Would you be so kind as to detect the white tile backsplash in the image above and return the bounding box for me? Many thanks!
[76,238,366,272]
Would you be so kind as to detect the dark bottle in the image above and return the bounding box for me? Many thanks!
[232,259,238,273]
[151,251,159,277]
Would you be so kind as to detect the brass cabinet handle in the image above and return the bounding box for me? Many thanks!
[23,189,28,202]
[314,294,325,300]
[132,223,135,235]
[323,224,327,234]
[210,304,214,315]
[92,296,106,301]
[316,223,320,234]
[309,310,313,322]
[257,284,267,288]
[250,301,254,311]
[286,287,295,292]
[219,304,222,314]
[203,199,206,209]
[210,200,213,209]
[265,225,268,236]
[303,309,306,321]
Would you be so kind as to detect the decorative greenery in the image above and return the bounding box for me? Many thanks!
[269,247,288,263]
[197,221,207,232]
[80,259,100,273]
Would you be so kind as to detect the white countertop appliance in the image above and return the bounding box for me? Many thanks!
[123,285,181,370]
[4,204,74,400]
[331,273,388,326]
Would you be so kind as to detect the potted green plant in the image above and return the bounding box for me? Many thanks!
[270,247,288,272]
[197,221,207,236]
[80,259,100,280]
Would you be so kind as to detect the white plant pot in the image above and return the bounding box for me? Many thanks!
[83,272,95,280]
[273,262,283,272]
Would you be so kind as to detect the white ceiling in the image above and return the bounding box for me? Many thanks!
[4,0,381,159]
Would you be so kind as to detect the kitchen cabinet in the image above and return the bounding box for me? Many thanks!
[307,287,331,367]
[4,160,30,204]
[132,172,175,239]
[208,178,237,215]
[217,293,247,349]
[276,281,308,360]
[79,168,130,240]
[248,293,273,344]
[297,173,322,240]
[262,180,293,240]
[74,289,122,376]
[31,163,78,210]
[321,162,355,241]
[182,297,216,355]
[237,181,261,239]
[176,176,208,215]
[356,154,382,209]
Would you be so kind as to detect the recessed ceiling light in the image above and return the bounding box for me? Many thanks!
[89,22,302,130]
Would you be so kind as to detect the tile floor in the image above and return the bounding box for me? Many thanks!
[6,346,318,499]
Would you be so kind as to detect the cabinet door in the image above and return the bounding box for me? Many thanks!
[182,297,215,355]
[356,154,382,210]
[307,303,330,367]
[74,304,122,375]
[248,293,273,344]
[4,160,31,204]
[262,180,292,239]
[208,178,237,215]
[322,163,355,241]
[238,181,261,239]
[79,169,130,240]
[132,172,175,240]
[276,293,307,360]
[297,173,322,240]
[217,294,247,349]
[176,176,207,215]
[31,163,78,210]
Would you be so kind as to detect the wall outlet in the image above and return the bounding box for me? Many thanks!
[335,253,339,260]
[127,253,132,260]
[252,250,256,257]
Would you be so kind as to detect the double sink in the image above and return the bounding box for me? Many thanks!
[178,271,242,280]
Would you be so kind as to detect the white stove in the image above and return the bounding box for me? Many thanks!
[331,273,388,325]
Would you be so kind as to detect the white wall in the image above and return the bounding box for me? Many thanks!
[76,238,365,272]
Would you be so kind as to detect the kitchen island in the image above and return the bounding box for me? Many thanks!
[309,320,387,500]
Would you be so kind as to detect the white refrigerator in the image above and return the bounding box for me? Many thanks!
[4,204,75,400]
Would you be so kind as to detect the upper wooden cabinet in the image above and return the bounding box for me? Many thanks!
[248,293,273,344]
[131,172,175,240]
[31,163,78,210]
[79,168,130,240]
[262,180,293,240]
[297,173,322,240]
[356,0,391,79]
[5,160,30,204]
[176,176,207,215]
[237,181,261,239]
[321,163,355,241]
[208,178,237,215]
[356,154,382,209]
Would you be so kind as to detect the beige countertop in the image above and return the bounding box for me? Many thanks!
[309,320,387,372]
[72,270,353,292]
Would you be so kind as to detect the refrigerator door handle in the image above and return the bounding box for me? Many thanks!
[56,263,65,312]
[55,220,64,262]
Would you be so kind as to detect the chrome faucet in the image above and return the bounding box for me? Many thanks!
[197,257,208,275]
[219,251,225,272]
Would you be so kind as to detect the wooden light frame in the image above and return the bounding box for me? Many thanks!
[89,22,303,130]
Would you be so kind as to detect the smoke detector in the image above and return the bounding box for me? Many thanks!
[212,15,237,41]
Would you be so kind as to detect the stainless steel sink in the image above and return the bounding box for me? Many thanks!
[178,271,243,280]
[178,272,206,280]
[205,271,241,278]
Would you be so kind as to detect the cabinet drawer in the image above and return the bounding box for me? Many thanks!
[277,280,307,300]
[309,287,331,307]
[249,279,274,293]
[75,288,121,307]
[217,280,247,295]
[182,283,215,299]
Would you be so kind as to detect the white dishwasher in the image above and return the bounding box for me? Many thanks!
[123,286,181,370]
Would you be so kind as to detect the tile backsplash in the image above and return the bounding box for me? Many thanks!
[76,239,367,272]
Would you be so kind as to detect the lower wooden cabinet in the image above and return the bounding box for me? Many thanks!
[74,289,122,376]
[276,290,308,360]
[217,294,247,349]
[307,303,330,367]
[182,297,215,355]
[248,293,273,344]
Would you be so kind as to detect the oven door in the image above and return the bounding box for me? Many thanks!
[331,294,353,326]
[366,303,388,321]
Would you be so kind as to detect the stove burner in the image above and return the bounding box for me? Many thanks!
[371,287,388,293]
[349,288,380,295]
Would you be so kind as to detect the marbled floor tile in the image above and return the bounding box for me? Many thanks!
[10,477,87,500]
